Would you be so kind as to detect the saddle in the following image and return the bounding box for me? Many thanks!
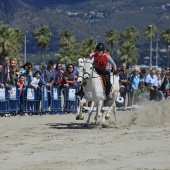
[100,73,114,92]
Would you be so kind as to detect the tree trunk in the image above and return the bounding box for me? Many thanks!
[40,48,43,62]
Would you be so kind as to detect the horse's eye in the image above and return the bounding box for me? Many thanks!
[90,67,93,69]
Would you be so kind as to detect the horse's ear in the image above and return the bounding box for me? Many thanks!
[83,58,86,62]
[91,57,94,63]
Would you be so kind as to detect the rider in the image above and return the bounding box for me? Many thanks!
[75,43,117,99]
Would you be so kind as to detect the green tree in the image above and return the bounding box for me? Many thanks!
[118,41,138,67]
[59,30,75,47]
[0,23,24,60]
[58,44,81,65]
[105,29,120,56]
[144,24,158,39]
[81,37,96,57]
[33,27,51,62]
[120,26,139,45]
[117,26,139,66]
[161,28,170,67]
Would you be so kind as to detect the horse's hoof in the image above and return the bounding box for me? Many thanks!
[105,115,110,120]
[79,116,84,120]
[102,124,110,128]
[76,115,84,120]
[84,124,89,127]
[76,115,80,120]
[91,121,96,125]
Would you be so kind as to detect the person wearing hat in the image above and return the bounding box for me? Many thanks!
[31,69,46,89]
[76,43,117,100]
[35,62,47,81]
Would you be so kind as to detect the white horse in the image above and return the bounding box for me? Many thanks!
[76,61,95,125]
[77,58,119,126]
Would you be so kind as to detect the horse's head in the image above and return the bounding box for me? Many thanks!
[77,61,85,85]
[83,59,94,80]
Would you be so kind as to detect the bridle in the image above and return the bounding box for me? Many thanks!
[83,61,100,79]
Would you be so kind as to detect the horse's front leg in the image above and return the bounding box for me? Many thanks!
[105,92,117,122]
[96,100,103,117]
[85,101,95,125]
[76,98,86,120]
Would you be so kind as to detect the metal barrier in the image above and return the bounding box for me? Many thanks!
[23,86,41,114]
[0,85,79,116]
[8,86,20,114]
[0,87,9,116]
[41,86,49,113]
[50,86,63,114]
[63,86,79,113]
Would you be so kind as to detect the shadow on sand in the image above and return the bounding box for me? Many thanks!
[46,123,96,130]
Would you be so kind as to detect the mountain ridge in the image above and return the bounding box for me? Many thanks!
[0,0,170,56]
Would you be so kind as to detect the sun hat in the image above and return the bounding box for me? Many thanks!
[41,62,47,68]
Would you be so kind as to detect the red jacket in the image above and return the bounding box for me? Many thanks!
[92,52,109,70]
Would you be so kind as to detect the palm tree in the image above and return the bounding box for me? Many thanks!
[58,44,81,65]
[161,28,170,67]
[33,27,52,62]
[118,41,138,67]
[105,29,119,56]
[81,37,96,57]
[120,26,139,45]
[144,24,158,39]
[0,23,24,60]
[59,30,75,47]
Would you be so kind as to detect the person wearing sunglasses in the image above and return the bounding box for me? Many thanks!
[65,64,77,87]
[127,66,140,107]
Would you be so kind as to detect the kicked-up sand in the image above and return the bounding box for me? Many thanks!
[0,98,170,170]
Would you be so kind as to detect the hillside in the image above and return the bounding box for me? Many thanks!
[0,0,170,65]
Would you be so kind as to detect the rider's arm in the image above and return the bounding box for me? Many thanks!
[108,56,117,71]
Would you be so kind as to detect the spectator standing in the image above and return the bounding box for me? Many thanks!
[17,74,25,115]
[44,60,55,86]
[145,68,157,101]
[55,63,62,81]
[22,62,33,86]
[9,66,19,86]
[66,64,78,87]
[160,69,168,97]
[31,70,46,89]
[119,63,129,109]
[165,73,170,98]
[127,66,140,107]
[10,59,17,67]
[0,57,9,87]
[44,60,56,109]
[138,68,147,89]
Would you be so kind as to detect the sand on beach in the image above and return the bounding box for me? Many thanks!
[0,98,170,170]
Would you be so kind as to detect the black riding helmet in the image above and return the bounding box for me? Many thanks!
[96,43,105,51]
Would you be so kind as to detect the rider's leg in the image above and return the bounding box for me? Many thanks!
[75,86,85,98]
[104,71,111,97]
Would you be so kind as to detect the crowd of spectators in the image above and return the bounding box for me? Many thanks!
[0,55,170,115]
[117,63,170,110]
[0,56,79,115]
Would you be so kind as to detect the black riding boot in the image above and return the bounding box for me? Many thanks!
[105,83,112,100]
[75,87,85,99]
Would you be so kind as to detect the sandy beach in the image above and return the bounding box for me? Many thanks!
[0,99,170,170]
